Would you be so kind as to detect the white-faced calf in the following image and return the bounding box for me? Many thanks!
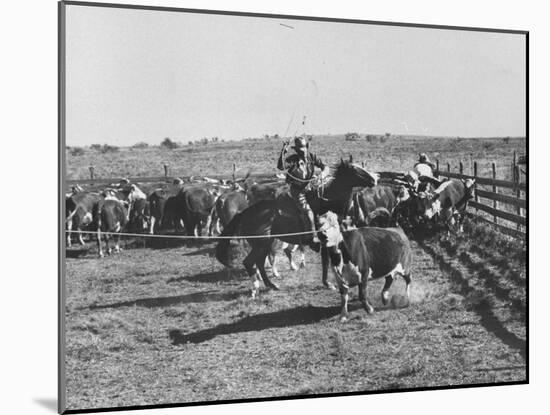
[317,211,412,322]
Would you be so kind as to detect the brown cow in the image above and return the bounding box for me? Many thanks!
[66,192,103,247]
[94,199,128,257]
[318,211,412,322]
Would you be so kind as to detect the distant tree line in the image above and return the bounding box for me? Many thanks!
[90,143,120,153]
[345,132,393,143]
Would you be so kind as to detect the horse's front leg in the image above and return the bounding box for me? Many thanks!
[256,244,279,291]
[243,248,260,298]
[321,246,336,290]
[283,243,299,271]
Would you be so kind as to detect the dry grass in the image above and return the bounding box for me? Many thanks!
[66,135,525,180]
[65,235,526,410]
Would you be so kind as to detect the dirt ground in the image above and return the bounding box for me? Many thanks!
[64,227,526,411]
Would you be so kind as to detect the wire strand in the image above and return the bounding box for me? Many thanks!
[66,229,318,240]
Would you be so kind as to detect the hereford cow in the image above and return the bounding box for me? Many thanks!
[127,198,150,233]
[317,211,412,322]
[145,179,186,234]
[389,175,444,232]
[148,190,179,233]
[175,184,220,236]
[350,185,397,227]
[210,189,248,235]
[389,185,425,232]
[66,192,103,247]
[94,199,128,257]
[421,178,476,235]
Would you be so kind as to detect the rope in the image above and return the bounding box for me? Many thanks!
[284,171,318,184]
[66,220,364,241]
[66,229,319,240]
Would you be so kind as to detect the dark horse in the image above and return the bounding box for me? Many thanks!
[216,160,378,297]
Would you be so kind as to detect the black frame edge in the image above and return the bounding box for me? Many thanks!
[62,381,528,414]
[58,1,67,413]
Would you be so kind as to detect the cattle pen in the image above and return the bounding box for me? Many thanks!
[63,158,527,410]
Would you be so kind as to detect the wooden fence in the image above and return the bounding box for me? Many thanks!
[435,152,527,239]
[65,163,270,186]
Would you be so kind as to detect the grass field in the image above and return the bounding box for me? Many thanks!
[64,135,527,411]
[66,135,525,181]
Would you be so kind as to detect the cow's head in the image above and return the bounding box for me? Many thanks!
[317,211,343,247]
[421,191,441,219]
[404,170,420,191]
[127,184,148,203]
[102,188,119,200]
[73,206,93,228]
[71,185,84,194]
[206,186,222,198]
[396,185,411,203]
[462,178,476,200]
[232,182,244,192]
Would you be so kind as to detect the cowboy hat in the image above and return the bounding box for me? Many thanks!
[291,136,308,149]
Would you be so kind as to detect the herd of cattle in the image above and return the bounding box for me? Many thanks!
[65,169,476,255]
[65,167,476,319]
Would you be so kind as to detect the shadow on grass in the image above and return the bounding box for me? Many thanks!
[147,234,190,250]
[168,304,360,345]
[417,239,526,360]
[112,234,219,251]
[180,245,216,257]
[65,247,89,258]
[89,289,243,310]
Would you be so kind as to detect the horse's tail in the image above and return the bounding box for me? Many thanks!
[215,210,244,268]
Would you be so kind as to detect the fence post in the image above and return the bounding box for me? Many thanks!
[163,163,169,179]
[512,150,517,182]
[447,162,450,173]
[473,161,478,213]
[459,161,464,176]
[492,162,498,224]
[232,163,236,183]
[89,166,94,181]
[515,164,521,230]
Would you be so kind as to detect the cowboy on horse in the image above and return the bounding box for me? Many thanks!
[277,136,330,244]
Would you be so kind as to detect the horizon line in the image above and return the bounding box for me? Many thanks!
[65,133,527,148]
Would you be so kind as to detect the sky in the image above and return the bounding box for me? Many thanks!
[65,4,526,146]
